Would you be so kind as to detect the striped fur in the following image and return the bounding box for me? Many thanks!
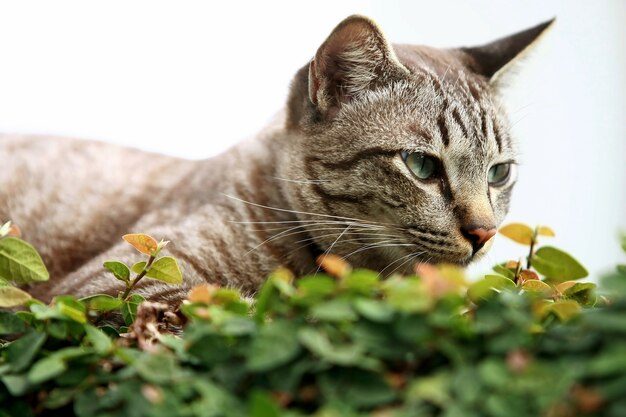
[0,16,552,306]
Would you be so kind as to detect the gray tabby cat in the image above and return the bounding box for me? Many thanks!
[0,15,553,305]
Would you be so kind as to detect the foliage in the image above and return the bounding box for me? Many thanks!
[0,221,625,416]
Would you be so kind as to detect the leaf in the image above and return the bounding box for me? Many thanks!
[316,253,351,278]
[247,320,301,372]
[622,235,626,253]
[132,261,147,274]
[103,260,130,283]
[6,331,46,372]
[0,237,49,283]
[145,256,183,284]
[0,286,32,307]
[548,300,581,321]
[55,296,87,324]
[310,299,358,322]
[353,299,394,322]
[563,282,596,305]
[537,226,555,237]
[80,294,123,311]
[84,324,113,354]
[298,328,366,366]
[122,234,159,256]
[522,279,552,294]
[28,355,67,384]
[532,246,588,282]
[467,275,516,303]
[121,294,145,325]
[499,223,534,245]
[0,311,27,334]
[249,391,280,417]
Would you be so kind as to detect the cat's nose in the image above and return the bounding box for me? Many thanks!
[461,226,497,254]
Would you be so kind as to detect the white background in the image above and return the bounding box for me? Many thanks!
[1,1,624,279]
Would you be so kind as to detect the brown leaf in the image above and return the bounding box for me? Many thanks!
[141,384,164,404]
[188,284,218,304]
[122,234,159,256]
[506,260,520,269]
[518,270,539,284]
[271,391,292,407]
[316,253,351,278]
[416,264,466,298]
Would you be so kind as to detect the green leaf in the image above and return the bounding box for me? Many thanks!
[1,374,30,396]
[467,275,516,303]
[383,277,433,313]
[0,311,27,334]
[55,296,87,324]
[103,260,130,283]
[131,261,147,274]
[145,256,183,284]
[247,320,301,372]
[563,282,596,305]
[249,391,280,417]
[311,299,358,322]
[319,369,396,408]
[6,331,46,372]
[493,264,516,280]
[341,269,380,294]
[84,324,113,354]
[28,355,67,384]
[0,237,49,283]
[353,299,394,322]
[499,223,534,245]
[0,286,32,307]
[80,294,123,311]
[298,328,366,366]
[548,300,581,321]
[532,246,588,282]
[121,293,145,325]
[521,279,552,294]
[622,235,626,253]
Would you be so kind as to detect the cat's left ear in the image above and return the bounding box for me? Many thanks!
[461,18,556,84]
[309,15,409,118]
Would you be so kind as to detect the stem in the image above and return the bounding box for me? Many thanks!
[527,228,538,270]
[121,255,155,300]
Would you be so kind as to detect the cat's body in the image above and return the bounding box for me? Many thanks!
[0,16,553,305]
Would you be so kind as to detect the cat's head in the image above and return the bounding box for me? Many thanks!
[280,15,553,273]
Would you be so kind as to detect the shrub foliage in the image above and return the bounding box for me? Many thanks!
[1,220,626,417]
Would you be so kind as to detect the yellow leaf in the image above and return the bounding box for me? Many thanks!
[0,286,32,307]
[499,223,534,245]
[537,226,555,237]
[122,234,159,256]
[555,280,577,295]
[316,254,352,278]
[522,279,552,294]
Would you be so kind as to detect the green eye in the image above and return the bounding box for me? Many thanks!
[488,163,511,185]
[402,151,438,180]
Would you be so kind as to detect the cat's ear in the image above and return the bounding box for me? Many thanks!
[309,15,409,118]
[461,19,555,84]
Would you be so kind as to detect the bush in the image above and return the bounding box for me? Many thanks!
[1,221,625,417]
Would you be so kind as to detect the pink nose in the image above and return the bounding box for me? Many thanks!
[461,227,497,254]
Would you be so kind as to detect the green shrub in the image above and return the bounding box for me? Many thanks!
[1,220,625,417]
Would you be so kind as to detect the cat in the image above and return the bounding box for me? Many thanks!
[0,15,553,306]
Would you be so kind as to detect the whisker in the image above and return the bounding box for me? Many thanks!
[272,176,331,185]
[223,194,401,228]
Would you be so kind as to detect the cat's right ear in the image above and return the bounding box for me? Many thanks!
[309,15,409,119]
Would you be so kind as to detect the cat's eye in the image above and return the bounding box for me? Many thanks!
[488,163,512,186]
[401,151,438,180]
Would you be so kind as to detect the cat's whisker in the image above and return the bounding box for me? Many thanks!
[223,194,402,228]
[385,251,425,277]
[315,224,355,274]
[378,251,424,278]
[271,176,331,185]
[341,241,417,260]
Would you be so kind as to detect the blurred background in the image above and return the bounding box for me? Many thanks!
[0,1,624,279]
